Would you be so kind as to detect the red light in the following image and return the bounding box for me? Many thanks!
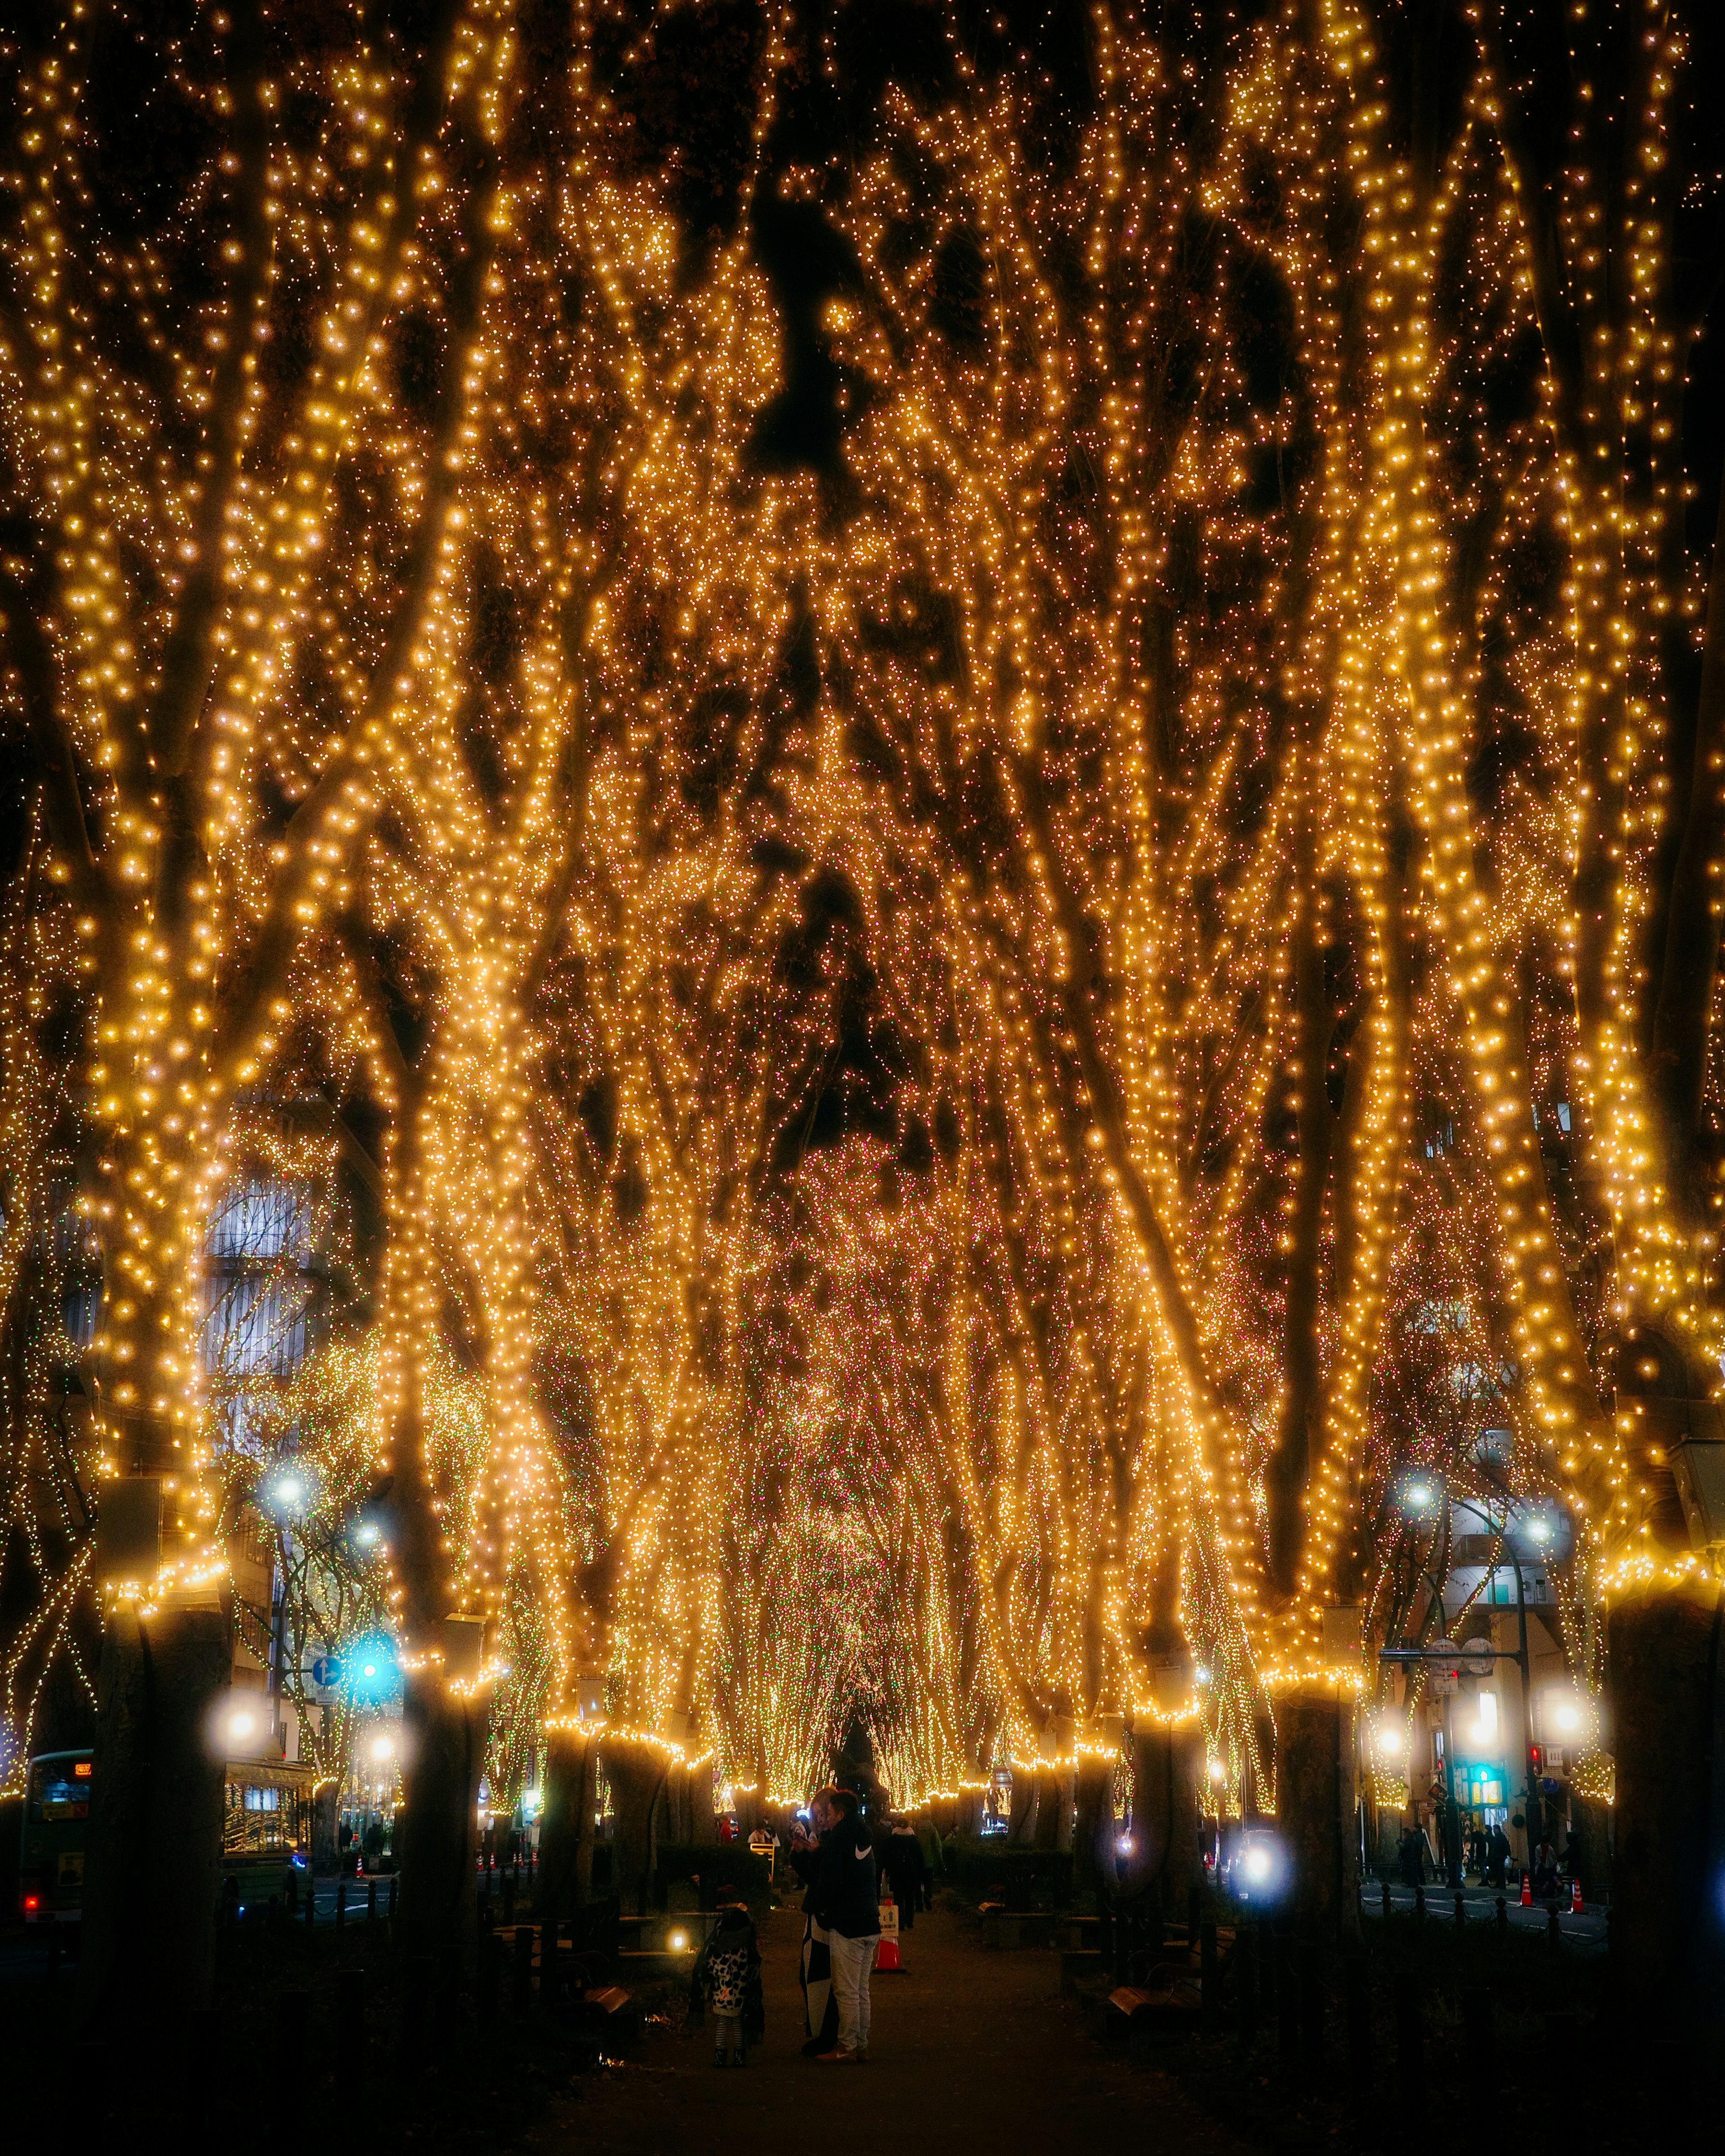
[23,1895,39,1911]
[1530,1746,1542,1771]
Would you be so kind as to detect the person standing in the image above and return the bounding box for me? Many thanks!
[882,1816,927,1930]
[790,1786,880,2062]
[690,1900,761,2067]
[787,1796,839,2056]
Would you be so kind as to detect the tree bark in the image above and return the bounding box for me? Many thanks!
[1127,1719,1203,1911]
[78,1601,229,2027]
[1274,1683,1360,1944]
[1072,1754,1116,1901]
[1031,1765,1063,1851]
[1267,816,1335,1598]
[602,1736,669,1916]
[1650,478,1725,1212]
[1007,1765,1038,1845]
[395,1673,489,1966]
[540,1727,595,1920]
[1608,1579,1725,2013]
[688,1760,720,1846]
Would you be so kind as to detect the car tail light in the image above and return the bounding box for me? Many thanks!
[23,1895,40,1911]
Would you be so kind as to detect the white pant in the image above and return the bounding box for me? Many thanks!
[827,1930,878,2054]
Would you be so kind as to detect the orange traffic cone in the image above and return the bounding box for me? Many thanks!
[1570,1877,1584,1914]
[1520,1870,1531,1907]
[874,1891,904,1973]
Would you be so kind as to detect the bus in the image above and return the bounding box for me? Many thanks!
[19,1749,93,1922]
[20,1747,314,1923]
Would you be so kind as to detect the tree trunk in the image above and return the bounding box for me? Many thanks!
[1054,1765,1077,1852]
[1274,1683,1360,1944]
[395,1676,489,1966]
[1127,1724,1171,1892]
[602,1736,669,1916]
[1608,1580,1725,2013]
[1127,1719,1203,1910]
[1159,1725,1203,1921]
[1266,819,1335,1598]
[955,1788,983,1839]
[1650,478,1725,1223]
[313,1782,340,1874]
[1072,1755,1116,1901]
[1031,1766,1062,1850]
[1007,1765,1038,1844]
[79,1601,229,2028]
[539,1727,594,1921]
[689,1759,719,1845]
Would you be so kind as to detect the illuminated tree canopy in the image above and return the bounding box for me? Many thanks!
[0,0,1720,1851]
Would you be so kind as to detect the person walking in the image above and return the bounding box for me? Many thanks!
[882,1816,927,1930]
[790,1786,880,2062]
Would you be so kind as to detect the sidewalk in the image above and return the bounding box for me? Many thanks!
[562,1902,1254,2155]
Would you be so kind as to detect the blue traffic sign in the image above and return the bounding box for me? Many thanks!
[311,1655,343,1687]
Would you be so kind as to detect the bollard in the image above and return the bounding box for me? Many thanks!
[1380,1881,1391,1921]
[513,1922,535,2013]
[1393,1977,1424,2112]
[1200,1920,1218,2037]
[336,1881,345,1931]
[336,1966,367,2090]
[1343,1957,1371,2091]
[1454,1890,1466,1933]
[367,1877,377,1930]
[1414,1882,1426,1921]
[1495,1892,1508,1932]
[1236,1929,1259,2049]
[1461,1985,1493,2073]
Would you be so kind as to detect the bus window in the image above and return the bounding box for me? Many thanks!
[28,1757,93,1821]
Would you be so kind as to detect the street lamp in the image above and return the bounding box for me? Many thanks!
[260,1463,315,1520]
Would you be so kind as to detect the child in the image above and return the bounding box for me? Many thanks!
[691,1902,761,2066]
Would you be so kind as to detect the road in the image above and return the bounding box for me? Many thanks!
[1364,1879,1608,1952]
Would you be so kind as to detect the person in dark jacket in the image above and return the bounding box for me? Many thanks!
[690,1901,761,2066]
[789,1786,879,2062]
[787,1794,840,2055]
[881,1816,927,1930]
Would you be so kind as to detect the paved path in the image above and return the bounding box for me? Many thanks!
[553,1904,1252,2156]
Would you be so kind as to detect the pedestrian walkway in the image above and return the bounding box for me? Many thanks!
[561,1904,1252,2155]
